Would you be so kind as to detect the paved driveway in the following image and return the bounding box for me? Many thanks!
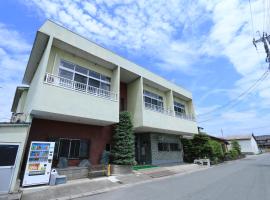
[78,153,270,200]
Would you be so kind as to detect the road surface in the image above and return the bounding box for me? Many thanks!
[78,153,270,200]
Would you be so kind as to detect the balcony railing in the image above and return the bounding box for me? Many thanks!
[144,102,174,116]
[44,73,118,101]
[144,102,196,121]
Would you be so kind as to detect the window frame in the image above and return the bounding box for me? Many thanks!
[53,138,89,160]
[143,90,164,111]
[58,60,111,91]
[174,101,186,115]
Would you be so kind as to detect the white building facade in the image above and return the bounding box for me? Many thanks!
[227,134,260,155]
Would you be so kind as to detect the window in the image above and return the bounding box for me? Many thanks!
[53,138,89,159]
[158,143,180,151]
[158,143,169,151]
[143,90,164,111]
[170,143,180,151]
[58,60,111,92]
[69,140,80,158]
[174,101,186,115]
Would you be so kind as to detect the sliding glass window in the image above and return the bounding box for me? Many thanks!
[174,101,186,116]
[143,90,164,112]
[58,60,111,92]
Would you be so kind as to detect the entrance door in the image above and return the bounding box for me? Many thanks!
[135,134,151,165]
[0,144,19,194]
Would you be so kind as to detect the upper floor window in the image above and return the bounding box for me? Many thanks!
[174,101,186,115]
[143,90,164,111]
[58,60,111,91]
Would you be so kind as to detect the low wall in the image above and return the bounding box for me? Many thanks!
[57,167,89,180]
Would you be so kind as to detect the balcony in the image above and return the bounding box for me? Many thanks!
[144,102,196,122]
[44,73,118,101]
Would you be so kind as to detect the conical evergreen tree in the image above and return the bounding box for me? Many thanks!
[111,111,135,165]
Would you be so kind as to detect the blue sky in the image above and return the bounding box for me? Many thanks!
[0,0,270,137]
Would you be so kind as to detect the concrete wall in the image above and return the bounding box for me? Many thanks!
[229,138,260,154]
[23,36,54,122]
[127,77,143,127]
[150,133,183,165]
[15,90,28,114]
[142,109,198,135]
[23,37,119,125]
[0,125,29,193]
[47,46,113,79]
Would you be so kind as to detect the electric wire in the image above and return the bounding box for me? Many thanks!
[198,71,269,123]
[197,69,269,118]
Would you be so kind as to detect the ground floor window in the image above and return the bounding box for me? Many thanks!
[158,143,170,151]
[158,142,180,151]
[52,138,89,159]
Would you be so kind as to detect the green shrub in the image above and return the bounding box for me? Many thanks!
[181,138,195,163]
[231,140,241,155]
[111,111,135,165]
[229,149,239,160]
[209,140,224,162]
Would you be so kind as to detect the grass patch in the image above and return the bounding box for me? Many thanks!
[133,165,158,170]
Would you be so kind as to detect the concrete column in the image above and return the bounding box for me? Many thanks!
[127,76,143,127]
[165,90,174,115]
[24,36,54,122]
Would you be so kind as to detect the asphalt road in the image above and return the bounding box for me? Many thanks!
[79,153,270,200]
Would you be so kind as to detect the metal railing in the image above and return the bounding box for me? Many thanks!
[144,102,196,121]
[44,73,118,101]
[175,111,196,121]
[144,102,174,116]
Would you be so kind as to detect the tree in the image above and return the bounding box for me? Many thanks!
[181,134,213,162]
[111,111,135,165]
[209,140,224,161]
[192,134,212,159]
[181,138,195,163]
[231,140,241,155]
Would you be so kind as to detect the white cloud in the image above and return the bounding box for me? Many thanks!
[0,23,30,121]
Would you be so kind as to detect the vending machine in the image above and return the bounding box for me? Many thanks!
[22,141,55,187]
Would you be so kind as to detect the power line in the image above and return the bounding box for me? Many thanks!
[197,69,269,118]
[198,70,269,123]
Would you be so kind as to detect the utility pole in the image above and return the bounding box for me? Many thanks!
[220,128,224,137]
[253,32,270,69]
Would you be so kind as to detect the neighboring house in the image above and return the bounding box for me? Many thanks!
[254,135,270,151]
[225,134,260,155]
[9,18,198,179]
[207,134,229,153]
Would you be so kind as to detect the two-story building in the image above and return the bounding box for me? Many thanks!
[6,20,198,191]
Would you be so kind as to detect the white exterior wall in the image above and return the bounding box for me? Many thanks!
[23,37,119,125]
[250,137,260,154]
[127,77,144,127]
[142,110,198,135]
[229,138,260,154]
[0,125,29,193]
